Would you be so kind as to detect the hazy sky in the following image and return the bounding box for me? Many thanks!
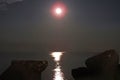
[1,0,120,52]
[0,0,23,3]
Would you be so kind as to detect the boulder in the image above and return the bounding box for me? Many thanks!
[72,49,119,80]
[0,60,48,80]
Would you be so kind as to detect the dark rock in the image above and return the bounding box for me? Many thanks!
[72,67,99,79]
[0,60,48,80]
[86,49,118,71]
[72,49,119,80]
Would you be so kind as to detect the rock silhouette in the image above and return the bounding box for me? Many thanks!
[72,49,119,80]
[0,60,48,80]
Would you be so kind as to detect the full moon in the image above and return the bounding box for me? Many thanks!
[55,8,62,15]
[51,1,67,18]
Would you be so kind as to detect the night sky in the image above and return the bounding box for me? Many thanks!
[0,0,120,80]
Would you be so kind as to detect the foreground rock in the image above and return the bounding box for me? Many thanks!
[72,49,119,80]
[0,60,48,80]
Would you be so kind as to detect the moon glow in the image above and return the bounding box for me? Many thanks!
[55,8,62,15]
[51,1,67,18]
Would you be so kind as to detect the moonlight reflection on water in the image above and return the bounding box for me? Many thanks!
[53,65,64,80]
[51,52,65,80]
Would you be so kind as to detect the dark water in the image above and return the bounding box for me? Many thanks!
[0,51,99,80]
